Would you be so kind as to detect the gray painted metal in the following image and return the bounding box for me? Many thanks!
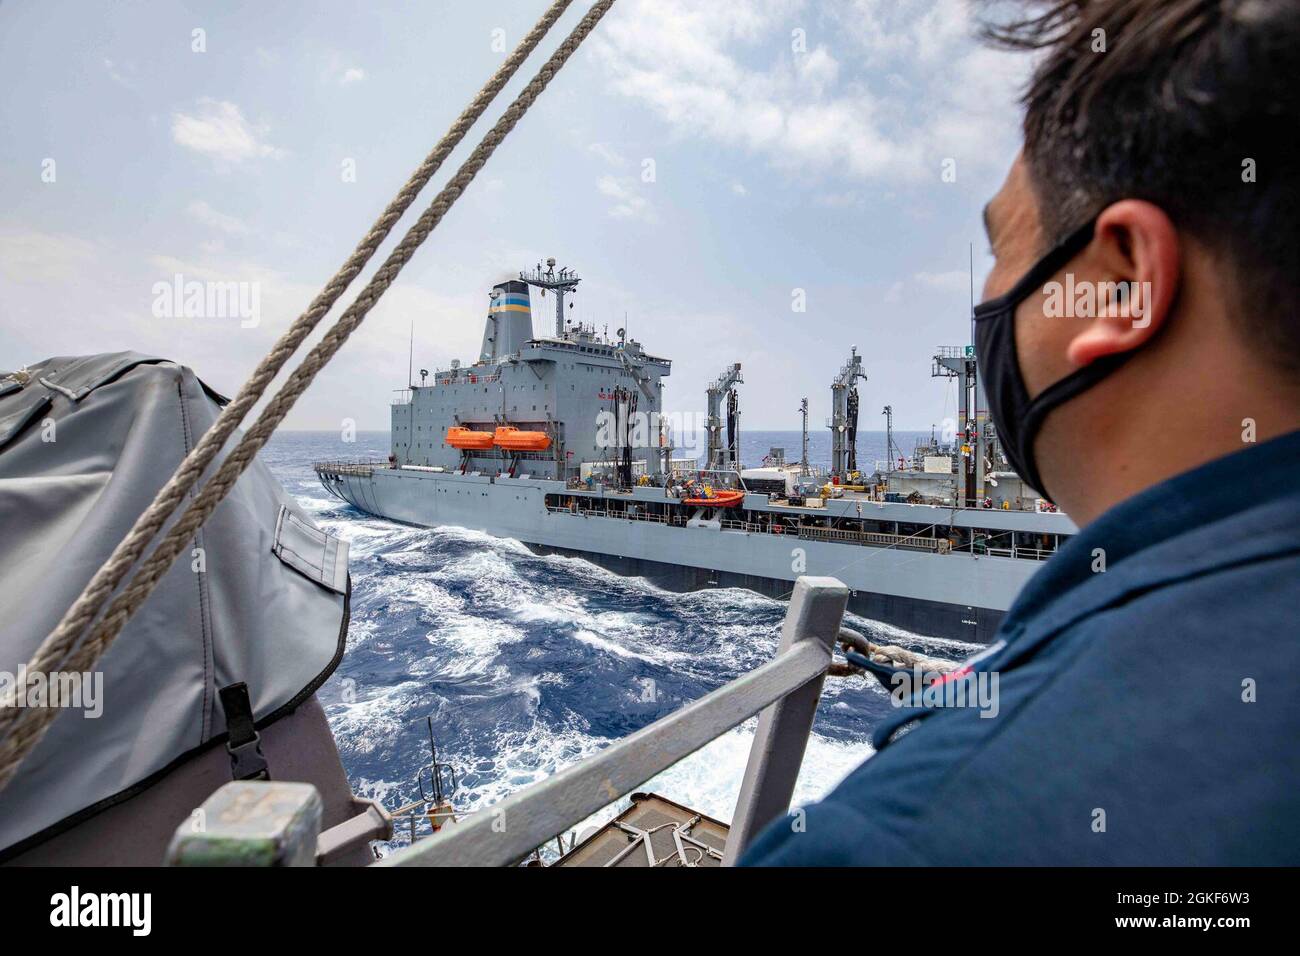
[705,362,743,471]
[520,259,580,337]
[378,578,848,867]
[320,274,1077,641]
[391,281,670,482]
[722,577,847,864]
[479,279,535,363]
[316,797,392,865]
[317,463,1056,635]
[829,346,867,478]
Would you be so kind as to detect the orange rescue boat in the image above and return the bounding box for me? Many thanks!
[493,426,551,452]
[445,426,496,450]
[682,489,744,508]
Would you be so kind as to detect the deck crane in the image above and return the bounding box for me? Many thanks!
[829,346,867,481]
[705,363,743,472]
[932,344,987,506]
[614,339,664,477]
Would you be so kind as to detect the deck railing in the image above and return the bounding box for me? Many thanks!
[312,459,389,478]
[797,524,952,554]
[544,504,669,523]
[546,506,954,556]
[166,578,851,867]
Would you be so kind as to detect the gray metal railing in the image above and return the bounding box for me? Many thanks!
[312,458,389,478]
[545,505,669,523]
[797,524,952,554]
[380,576,847,867]
[166,577,849,866]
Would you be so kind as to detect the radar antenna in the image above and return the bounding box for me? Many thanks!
[520,257,580,337]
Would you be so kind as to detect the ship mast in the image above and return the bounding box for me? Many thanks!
[520,257,580,337]
[829,346,867,480]
[799,397,810,476]
[883,404,898,469]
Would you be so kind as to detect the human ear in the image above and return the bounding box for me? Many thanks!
[1066,200,1181,368]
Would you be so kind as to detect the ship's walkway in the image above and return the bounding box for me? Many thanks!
[314,459,386,478]
[311,459,1062,562]
[545,496,1058,561]
[540,501,952,554]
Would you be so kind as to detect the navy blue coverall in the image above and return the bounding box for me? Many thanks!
[742,430,1300,865]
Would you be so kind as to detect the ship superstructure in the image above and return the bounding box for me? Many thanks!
[392,263,671,482]
[316,262,1076,643]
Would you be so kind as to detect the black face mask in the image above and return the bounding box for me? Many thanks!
[973,217,1134,502]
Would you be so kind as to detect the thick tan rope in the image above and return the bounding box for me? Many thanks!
[4,0,571,699]
[0,0,615,789]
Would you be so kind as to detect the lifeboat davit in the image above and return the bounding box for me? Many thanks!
[682,489,745,508]
[493,426,551,452]
[445,426,496,450]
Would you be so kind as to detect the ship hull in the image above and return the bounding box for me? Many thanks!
[317,466,1046,644]
[522,542,1006,640]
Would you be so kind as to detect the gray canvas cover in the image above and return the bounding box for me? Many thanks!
[0,353,350,854]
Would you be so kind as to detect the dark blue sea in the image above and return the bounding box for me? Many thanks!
[262,430,977,857]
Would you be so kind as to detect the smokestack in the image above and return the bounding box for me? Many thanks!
[479,279,533,362]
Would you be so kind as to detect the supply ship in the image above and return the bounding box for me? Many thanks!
[315,260,1076,643]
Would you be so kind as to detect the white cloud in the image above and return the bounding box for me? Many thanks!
[814,190,864,208]
[597,175,654,221]
[0,228,98,284]
[731,181,748,196]
[185,199,251,235]
[591,0,1027,186]
[171,98,285,165]
[914,269,971,294]
[318,49,368,87]
[103,58,135,89]
[587,142,626,166]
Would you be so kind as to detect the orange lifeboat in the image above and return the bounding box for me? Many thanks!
[682,489,744,508]
[493,426,551,452]
[445,426,496,450]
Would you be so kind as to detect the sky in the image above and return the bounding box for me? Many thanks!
[0,0,1032,431]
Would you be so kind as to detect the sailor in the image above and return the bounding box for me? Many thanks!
[744,0,1300,866]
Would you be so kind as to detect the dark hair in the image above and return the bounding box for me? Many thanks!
[982,0,1300,370]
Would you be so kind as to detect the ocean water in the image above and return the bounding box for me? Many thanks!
[262,429,976,858]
